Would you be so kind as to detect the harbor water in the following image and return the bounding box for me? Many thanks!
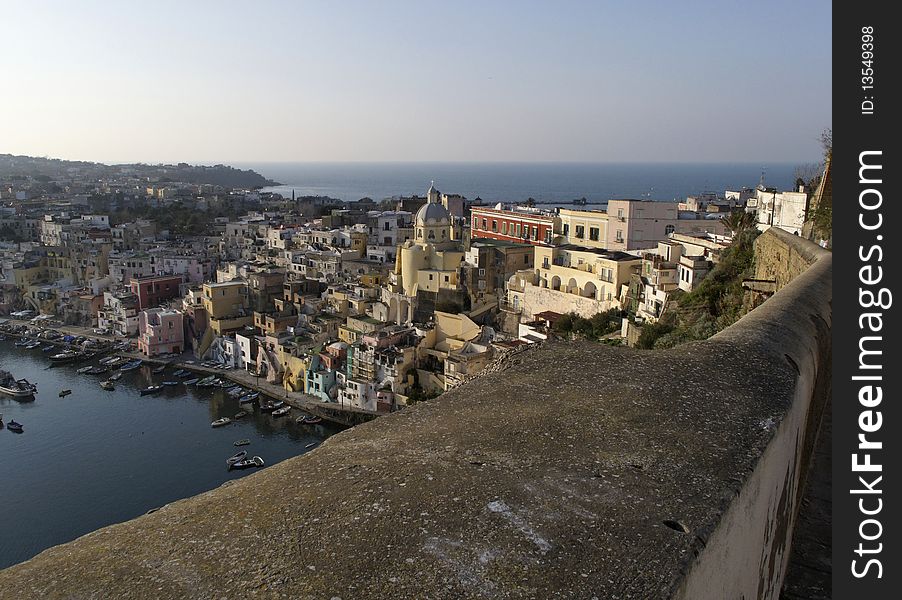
[0,344,340,569]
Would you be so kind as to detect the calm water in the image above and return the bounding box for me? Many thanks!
[0,345,339,569]
[240,161,801,205]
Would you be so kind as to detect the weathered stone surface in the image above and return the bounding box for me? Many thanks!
[0,229,831,599]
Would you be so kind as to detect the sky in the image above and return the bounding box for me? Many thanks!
[0,0,832,164]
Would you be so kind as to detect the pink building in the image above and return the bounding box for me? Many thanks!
[138,308,185,356]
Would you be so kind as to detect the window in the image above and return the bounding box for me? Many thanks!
[665,224,675,235]
[575,225,585,239]
[444,275,449,282]
[589,227,600,241]
[482,218,487,230]
[563,224,569,236]
[502,222,508,235]
[491,220,498,232]
[532,226,538,240]
[616,230,624,242]
[478,268,485,276]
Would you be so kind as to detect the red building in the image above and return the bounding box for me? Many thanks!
[470,207,561,246]
[129,274,184,311]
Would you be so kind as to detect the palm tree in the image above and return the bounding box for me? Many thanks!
[720,209,756,237]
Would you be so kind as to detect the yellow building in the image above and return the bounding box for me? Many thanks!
[385,183,467,324]
[202,281,252,334]
[558,209,610,249]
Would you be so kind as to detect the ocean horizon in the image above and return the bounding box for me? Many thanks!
[233,161,805,206]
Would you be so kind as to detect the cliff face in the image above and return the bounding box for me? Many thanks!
[0,229,831,600]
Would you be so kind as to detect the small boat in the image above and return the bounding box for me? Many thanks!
[49,350,80,363]
[304,442,319,449]
[226,450,248,465]
[272,406,291,417]
[7,420,23,433]
[76,366,93,374]
[183,378,199,385]
[152,365,166,374]
[172,369,187,377]
[229,456,264,470]
[109,371,123,381]
[233,410,248,419]
[119,359,143,371]
[59,389,72,397]
[228,387,246,397]
[259,401,276,412]
[161,380,179,386]
[298,415,323,425]
[211,417,232,428]
[271,400,284,409]
[219,380,235,388]
[140,385,164,396]
[233,439,251,446]
[178,371,194,379]
[14,340,30,347]
[41,344,56,352]
[238,393,258,404]
[100,380,115,391]
[86,366,109,375]
[0,370,38,398]
[25,341,42,349]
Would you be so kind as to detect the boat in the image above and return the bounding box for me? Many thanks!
[271,400,284,409]
[229,456,264,470]
[152,365,166,374]
[183,378,199,385]
[14,340,30,347]
[49,350,80,363]
[259,401,276,412]
[6,420,23,433]
[304,442,319,449]
[238,393,258,404]
[109,371,123,381]
[161,380,179,386]
[140,385,164,396]
[76,366,93,374]
[226,450,248,465]
[86,366,109,375]
[298,415,323,425]
[100,380,115,391]
[0,370,38,398]
[172,369,187,377]
[41,344,56,352]
[59,389,72,397]
[179,371,194,378]
[228,387,246,397]
[119,359,143,371]
[219,380,235,388]
[25,341,42,349]
[233,439,251,446]
[211,417,232,428]
[233,410,248,419]
[272,406,291,417]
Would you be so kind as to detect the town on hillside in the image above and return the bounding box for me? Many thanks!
[0,159,831,415]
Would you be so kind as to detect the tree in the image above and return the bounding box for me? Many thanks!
[720,209,755,237]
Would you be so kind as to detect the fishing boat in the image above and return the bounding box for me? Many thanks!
[271,400,284,409]
[272,406,291,417]
[233,439,251,446]
[109,371,123,381]
[152,365,166,374]
[238,394,257,404]
[219,380,235,388]
[211,417,232,428]
[178,371,194,378]
[140,385,164,396]
[233,410,248,419]
[298,415,323,425]
[59,389,72,397]
[49,350,80,363]
[162,380,179,386]
[119,359,142,371]
[226,450,248,465]
[76,366,93,374]
[304,442,319,449]
[0,370,38,398]
[100,380,115,391]
[7,420,23,433]
[229,456,264,470]
[183,378,199,385]
[228,387,246,397]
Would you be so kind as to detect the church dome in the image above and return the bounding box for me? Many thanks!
[415,200,450,225]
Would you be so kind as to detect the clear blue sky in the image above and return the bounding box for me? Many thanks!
[0,0,831,164]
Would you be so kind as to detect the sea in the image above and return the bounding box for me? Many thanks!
[236,162,801,206]
[0,345,340,569]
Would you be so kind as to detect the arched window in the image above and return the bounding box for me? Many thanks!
[428,230,435,240]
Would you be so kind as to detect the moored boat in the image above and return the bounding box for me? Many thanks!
[183,378,199,385]
[49,350,80,363]
[0,370,38,398]
[233,439,251,446]
[152,365,166,374]
[226,450,248,465]
[119,359,142,371]
[238,393,258,404]
[140,385,164,396]
[7,420,23,433]
[100,380,115,391]
[59,389,72,397]
[229,455,264,470]
[272,406,291,417]
[259,401,276,412]
[76,366,93,374]
[298,415,323,425]
[109,371,123,381]
[211,417,232,428]
[161,380,179,386]
[233,410,248,419]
